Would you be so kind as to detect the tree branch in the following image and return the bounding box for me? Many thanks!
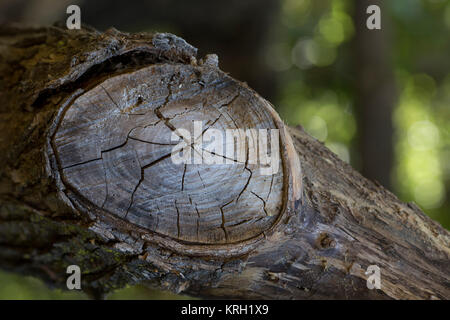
[0,25,448,300]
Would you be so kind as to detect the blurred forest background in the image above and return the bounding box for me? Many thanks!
[0,0,449,299]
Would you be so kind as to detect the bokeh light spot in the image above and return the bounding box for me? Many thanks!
[407,120,440,151]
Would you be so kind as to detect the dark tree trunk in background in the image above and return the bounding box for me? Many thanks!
[0,0,280,101]
[353,0,397,190]
[83,0,281,102]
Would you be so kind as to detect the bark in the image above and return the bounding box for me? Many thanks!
[0,25,449,300]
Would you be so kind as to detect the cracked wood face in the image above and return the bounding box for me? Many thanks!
[50,62,302,247]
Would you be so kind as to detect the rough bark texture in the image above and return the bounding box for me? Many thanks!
[0,25,449,300]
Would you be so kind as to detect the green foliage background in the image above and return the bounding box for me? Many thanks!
[271,0,450,228]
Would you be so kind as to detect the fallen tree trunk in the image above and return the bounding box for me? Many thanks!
[0,25,448,300]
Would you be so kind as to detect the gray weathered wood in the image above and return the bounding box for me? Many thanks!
[49,63,300,246]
